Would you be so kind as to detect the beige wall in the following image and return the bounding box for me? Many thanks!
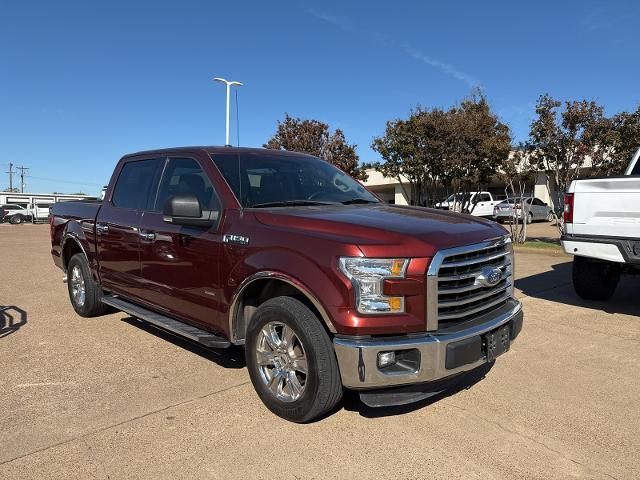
[362,169,410,205]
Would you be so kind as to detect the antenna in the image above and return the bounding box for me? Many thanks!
[235,88,240,147]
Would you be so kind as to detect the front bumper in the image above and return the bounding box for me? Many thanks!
[333,300,523,389]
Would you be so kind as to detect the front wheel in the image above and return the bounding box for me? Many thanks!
[572,256,620,301]
[526,212,533,224]
[245,296,343,423]
[546,211,554,222]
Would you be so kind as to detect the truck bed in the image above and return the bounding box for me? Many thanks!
[51,199,102,222]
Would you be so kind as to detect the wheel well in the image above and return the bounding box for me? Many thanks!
[62,238,84,271]
[232,278,331,343]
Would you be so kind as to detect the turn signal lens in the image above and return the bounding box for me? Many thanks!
[388,297,402,311]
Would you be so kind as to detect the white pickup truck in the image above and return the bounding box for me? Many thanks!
[435,191,501,217]
[561,148,640,300]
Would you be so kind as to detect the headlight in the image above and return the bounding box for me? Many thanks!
[338,257,409,314]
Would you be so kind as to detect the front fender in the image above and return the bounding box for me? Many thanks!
[225,248,351,341]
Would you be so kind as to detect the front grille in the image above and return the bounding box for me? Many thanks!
[427,238,513,330]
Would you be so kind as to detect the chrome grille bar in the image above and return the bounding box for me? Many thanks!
[426,236,514,331]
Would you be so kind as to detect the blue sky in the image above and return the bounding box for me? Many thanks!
[1,0,638,194]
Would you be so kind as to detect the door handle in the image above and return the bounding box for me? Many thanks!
[139,231,155,241]
[96,223,109,234]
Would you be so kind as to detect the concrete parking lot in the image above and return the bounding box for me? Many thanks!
[1,224,638,479]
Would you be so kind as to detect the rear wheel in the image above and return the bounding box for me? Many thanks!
[9,215,23,224]
[572,256,621,301]
[67,253,109,317]
[245,296,343,423]
[546,211,554,222]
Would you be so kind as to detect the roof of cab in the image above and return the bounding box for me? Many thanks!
[123,146,317,159]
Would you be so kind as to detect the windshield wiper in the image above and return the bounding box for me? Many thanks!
[340,198,379,205]
[250,200,338,208]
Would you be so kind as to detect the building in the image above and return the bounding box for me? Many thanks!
[362,169,558,207]
[0,191,96,208]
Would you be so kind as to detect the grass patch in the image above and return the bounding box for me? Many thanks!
[514,240,562,251]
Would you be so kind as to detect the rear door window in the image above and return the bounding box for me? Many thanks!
[631,160,640,176]
[111,158,163,210]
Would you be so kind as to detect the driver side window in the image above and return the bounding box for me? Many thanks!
[154,158,219,212]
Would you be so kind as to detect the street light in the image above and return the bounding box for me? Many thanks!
[213,77,243,146]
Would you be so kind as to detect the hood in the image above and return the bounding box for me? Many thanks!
[253,204,507,257]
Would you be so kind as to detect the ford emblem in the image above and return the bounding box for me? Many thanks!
[479,266,502,287]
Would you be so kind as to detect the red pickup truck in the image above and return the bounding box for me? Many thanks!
[50,146,523,422]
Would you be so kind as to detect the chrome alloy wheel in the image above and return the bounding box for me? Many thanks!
[70,265,86,307]
[255,322,308,402]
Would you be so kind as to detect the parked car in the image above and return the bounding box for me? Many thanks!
[561,147,640,300]
[492,197,554,224]
[435,192,501,217]
[50,146,523,422]
[0,203,30,224]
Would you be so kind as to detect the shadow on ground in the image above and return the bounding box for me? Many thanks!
[516,260,640,317]
[341,363,494,419]
[120,316,246,369]
[0,305,28,339]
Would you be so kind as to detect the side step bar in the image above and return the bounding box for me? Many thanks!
[101,295,230,348]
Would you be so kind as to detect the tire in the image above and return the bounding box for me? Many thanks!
[526,212,533,224]
[245,296,343,423]
[9,215,23,225]
[546,211,554,222]
[572,256,620,301]
[67,253,109,317]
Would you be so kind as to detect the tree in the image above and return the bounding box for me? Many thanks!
[608,106,640,174]
[371,91,511,208]
[526,94,609,203]
[264,114,367,180]
[497,148,535,243]
[371,107,452,205]
[444,92,512,210]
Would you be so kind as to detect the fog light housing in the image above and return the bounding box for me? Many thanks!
[377,351,396,368]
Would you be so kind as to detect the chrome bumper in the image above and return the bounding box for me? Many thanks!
[333,300,523,389]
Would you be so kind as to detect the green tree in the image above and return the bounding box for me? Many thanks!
[371,92,511,207]
[608,106,640,174]
[371,107,452,205]
[526,94,610,197]
[264,114,367,180]
[445,92,512,199]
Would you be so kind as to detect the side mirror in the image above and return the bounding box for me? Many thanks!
[163,195,218,227]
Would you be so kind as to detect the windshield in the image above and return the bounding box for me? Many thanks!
[211,152,379,208]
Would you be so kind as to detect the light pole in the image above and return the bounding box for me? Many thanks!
[213,77,243,146]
